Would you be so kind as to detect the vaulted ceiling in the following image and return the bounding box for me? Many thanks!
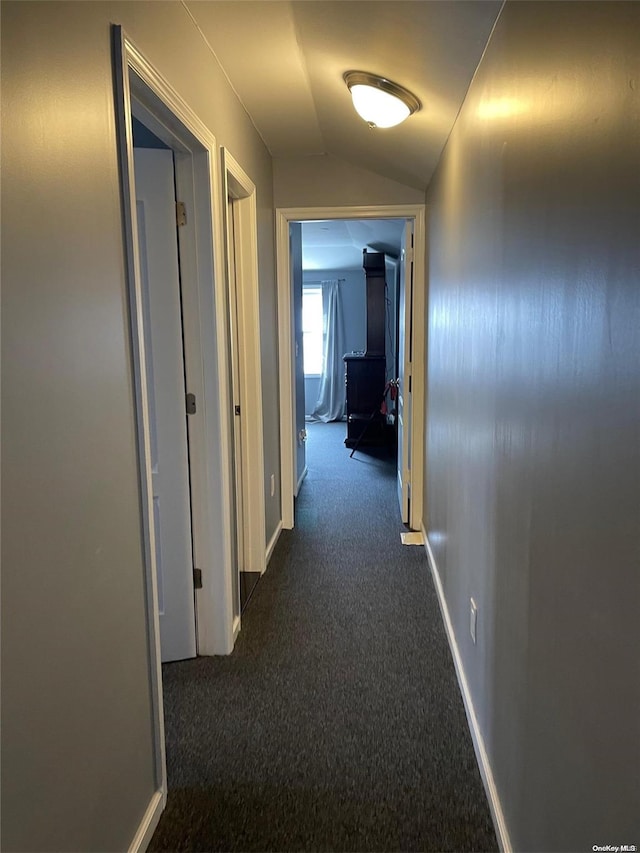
[301,218,406,270]
[184,1,502,191]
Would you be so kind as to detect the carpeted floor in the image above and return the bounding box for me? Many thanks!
[149,422,497,852]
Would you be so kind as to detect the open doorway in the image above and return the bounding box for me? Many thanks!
[277,205,426,535]
[300,219,403,424]
[298,218,404,497]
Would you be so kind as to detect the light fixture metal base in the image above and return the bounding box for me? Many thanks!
[344,70,421,117]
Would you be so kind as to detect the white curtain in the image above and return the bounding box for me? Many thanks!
[311,279,346,422]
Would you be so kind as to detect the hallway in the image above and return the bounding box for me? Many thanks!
[150,422,497,852]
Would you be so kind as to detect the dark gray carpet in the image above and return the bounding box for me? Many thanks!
[149,422,497,852]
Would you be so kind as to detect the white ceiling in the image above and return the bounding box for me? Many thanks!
[301,218,405,271]
[185,0,502,190]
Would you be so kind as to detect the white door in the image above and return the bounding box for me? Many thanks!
[397,220,414,524]
[290,223,306,492]
[226,196,243,620]
[134,148,197,662]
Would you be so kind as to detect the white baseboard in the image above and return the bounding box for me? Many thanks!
[233,613,241,642]
[295,465,308,496]
[265,519,283,566]
[128,789,165,853]
[421,525,513,853]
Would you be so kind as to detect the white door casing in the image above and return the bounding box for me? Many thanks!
[114,28,242,845]
[397,220,414,525]
[134,148,196,662]
[276,205,426,532]
[221,150,266,583]
[123,54,237,661]
[120,64,236,662]
[225,196,245,627]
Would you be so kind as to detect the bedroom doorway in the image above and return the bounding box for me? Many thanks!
[277,205,426,533]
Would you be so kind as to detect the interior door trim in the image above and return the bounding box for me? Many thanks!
[275,204,426,532]
[113,24,239,834]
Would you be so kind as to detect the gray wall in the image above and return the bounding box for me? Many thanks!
[424,3,640,850]
[1,2,277,850]
[273,154,424,208]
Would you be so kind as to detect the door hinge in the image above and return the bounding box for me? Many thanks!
[234,405,241,416]
[193,568,202,589]
[176,201,187,227]
[186,392,196,415]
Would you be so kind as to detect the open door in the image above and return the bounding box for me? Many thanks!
[290,222,306,495]
[397,220,414,525]
[134,147,197,662]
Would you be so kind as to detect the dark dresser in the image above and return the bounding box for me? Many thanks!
[344,354,386,447]
[344,250,388,448]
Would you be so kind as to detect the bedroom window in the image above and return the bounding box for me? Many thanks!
[302,286,323,376]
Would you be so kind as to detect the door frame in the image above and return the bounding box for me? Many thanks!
[113,25,239,836]
[221,148,267,631]
[276,204,426,531]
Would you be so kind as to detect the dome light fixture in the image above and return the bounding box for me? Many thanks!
[344,70,421,129]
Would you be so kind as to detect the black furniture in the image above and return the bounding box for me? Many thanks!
[344,250,388,449]
[344,353,386,448]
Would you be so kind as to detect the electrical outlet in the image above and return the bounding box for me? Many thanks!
[470,598,477,645]
[270,473,275,497]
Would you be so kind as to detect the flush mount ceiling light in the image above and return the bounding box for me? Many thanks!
[344,70,421,129]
